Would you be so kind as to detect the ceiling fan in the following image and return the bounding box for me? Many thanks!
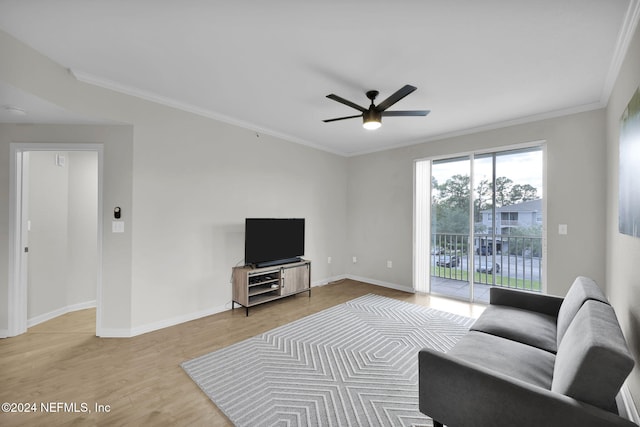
[323,84,430,130]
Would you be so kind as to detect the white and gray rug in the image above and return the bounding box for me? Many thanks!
[181,294,474,427]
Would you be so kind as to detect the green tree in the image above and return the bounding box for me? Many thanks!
[474,178,492,222]
[431,173,541,237]
[510,184,538,204]
[507,225,542,257]
[437,174,470,210]
[432,174,470,234]
[494,177,513,207]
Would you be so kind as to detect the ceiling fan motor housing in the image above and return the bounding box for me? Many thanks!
[363,108,381,123]
[364,91,381,128]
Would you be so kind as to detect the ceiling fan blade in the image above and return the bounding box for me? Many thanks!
[375,85,417,112]
[323,114,363,123]
[326,94,367,112]
[382,110,430,117]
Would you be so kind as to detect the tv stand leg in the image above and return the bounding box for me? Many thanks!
[246,306,249,317]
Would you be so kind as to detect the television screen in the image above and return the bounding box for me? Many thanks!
[245,218,305,267]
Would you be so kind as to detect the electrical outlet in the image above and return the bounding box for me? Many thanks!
[387,260,393,268]
[558,224,568,235]
[352,256,357,263]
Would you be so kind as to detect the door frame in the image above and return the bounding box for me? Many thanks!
[8,142,104,337]
[413,140,547,299]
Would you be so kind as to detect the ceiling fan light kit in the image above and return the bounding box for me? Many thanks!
[323,84,429,130]
[362,109,382,130]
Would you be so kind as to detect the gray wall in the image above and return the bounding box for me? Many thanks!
[0,29,348,336]
[347,109,607,297]
[605,19,640,411]
[67,151,99,311]
[0,125,134,335]
[27,151,69,319]
[128,114,348,332]
[1,22,638,410]
[27,151,97,322]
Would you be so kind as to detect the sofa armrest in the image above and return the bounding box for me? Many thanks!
[418,348,637,427]
[490,287,563,317]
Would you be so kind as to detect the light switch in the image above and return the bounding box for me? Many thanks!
[558,224,568,235]
[112,221,125,233]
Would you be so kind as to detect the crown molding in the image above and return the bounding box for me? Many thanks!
[601,0,640,104]
[72,65,607,159]
[71,66,609,159]
[347,100,604,157]
[69,69,349,157]
[70,0,639,162]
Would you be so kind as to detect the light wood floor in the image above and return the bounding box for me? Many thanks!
[0,279,485,426]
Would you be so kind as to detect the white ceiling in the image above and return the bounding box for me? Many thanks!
[0,0,637,155]
[0,80,110,124]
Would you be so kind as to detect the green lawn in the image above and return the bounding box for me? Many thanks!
[432,266,542,292]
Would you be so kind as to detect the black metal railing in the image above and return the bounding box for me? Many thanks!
[431,233,542,292]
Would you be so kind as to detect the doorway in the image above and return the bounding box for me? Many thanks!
[8,143,103,337]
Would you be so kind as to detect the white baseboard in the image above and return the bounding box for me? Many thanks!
[98,275,411,338]
[621,382,640,424]
[127,303,229,338]
[346,275,415,293]
[0,329,9,338]
[312,274,347,287]
[97,328,134,338]
[99,277,344,338]
[27,300,97,328]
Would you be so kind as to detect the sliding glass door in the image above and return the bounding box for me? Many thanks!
[430,157,471,299]
[415,146,544,303]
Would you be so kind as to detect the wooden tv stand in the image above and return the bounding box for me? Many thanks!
[232,260,311,316]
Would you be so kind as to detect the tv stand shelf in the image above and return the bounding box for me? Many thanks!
[232,260,311,316]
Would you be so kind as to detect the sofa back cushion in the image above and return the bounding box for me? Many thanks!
[556,276,608,344]
[552,300,634,411]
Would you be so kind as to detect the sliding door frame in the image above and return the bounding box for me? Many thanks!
[413,140,547,299]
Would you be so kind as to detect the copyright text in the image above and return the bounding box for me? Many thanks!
[2,402,111,413]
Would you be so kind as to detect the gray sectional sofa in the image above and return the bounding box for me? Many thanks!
[419,276,637,427]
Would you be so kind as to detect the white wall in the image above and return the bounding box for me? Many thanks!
[0,125,134,336]
[26,151,97,324]
[129,116,348,332]
[0,29,348,336]
[605,19,640,412]
[0,24,608,335]
[0,23,628,388]
[67,151,99,309]
[347,109,607,297]
[2,13,637,414]
[27,151,70,319]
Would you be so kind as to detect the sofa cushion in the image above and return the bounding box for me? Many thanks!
[552,300,634,412]
[556,276,609,344]
[470,304,558,353]
[448,331,555,389]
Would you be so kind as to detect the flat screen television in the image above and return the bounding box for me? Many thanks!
[245,218,305,267]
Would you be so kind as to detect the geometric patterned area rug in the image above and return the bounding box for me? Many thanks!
[181,294,474,427]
